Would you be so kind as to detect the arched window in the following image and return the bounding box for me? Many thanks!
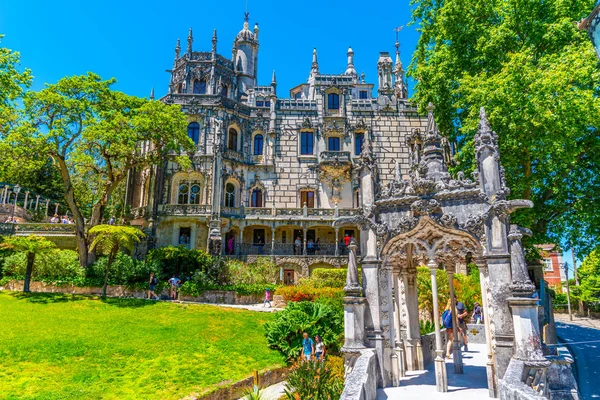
[190,184,201,204]
[193,80,206,94]
[228,128,238,151]
[225,182,236,207]
[251,188,263,207]
[253,134,264,155]
[327,93,340,110]
[221,85,228,97]
[188,122,200,144]
[178,184,189,204]
[355,132,364,155]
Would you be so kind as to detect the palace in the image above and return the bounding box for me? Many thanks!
[127,14,435,281]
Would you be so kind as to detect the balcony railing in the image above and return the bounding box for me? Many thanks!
[223,242,359,257]
[161,204,211,216]
[320,151,351,164]
[160,204,361,219]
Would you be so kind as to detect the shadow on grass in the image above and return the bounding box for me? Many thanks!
[100,297,158,308]
[8,291,88,304]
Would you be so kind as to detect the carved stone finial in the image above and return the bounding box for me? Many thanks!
[344,240,362,295]
[187,28,193,55]
[175,38,181,60]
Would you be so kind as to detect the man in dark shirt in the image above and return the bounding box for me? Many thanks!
[456,300,469,351]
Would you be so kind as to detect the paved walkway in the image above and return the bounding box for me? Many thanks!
[554,313,600,330]
[377,343,491,399]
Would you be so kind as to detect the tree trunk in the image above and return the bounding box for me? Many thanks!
[103,250,115,298]
[55,156,88,267]
[24,252,35,293]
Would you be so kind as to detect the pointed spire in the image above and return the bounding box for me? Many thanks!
[150,87,155,101]
[212,29,218,55]
[361,72,365,83]
[244,12,249,30]
[254,22,259,40]
[475,107,499,154]
[187,28,193,56]
[175,38,181,60]
[311,48,319,75]
[422,103,449,182]
[271,70,277,85]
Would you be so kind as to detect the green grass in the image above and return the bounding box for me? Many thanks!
[0,291,286,400]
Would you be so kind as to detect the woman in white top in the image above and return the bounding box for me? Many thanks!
[314,335,326,361]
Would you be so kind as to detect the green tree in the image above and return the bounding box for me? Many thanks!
[0,34,32,134]
[0,236,56,292]
[572,248,600,304]
[408,0,600,254]
[88,224,145,297]
[6,73,192,265]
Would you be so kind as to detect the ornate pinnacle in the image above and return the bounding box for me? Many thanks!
[149,87,155,100]
[311,48,319,73]
[187,28,193,55]
[175,38,181,60]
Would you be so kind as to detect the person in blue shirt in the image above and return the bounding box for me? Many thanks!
[301,332,314,361]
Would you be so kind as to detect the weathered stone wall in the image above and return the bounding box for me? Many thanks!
[466,323,487,344]
[340,349,378,400]
[421,330,448,367]
[194,366,288,400]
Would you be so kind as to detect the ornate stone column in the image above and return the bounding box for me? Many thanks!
[447,265,463,374]
[427,259,448,392]
[302,227,307,256]
[335,227,340,256]
[2,185,8,204]
[392,269,406,377]
[270,227,275,255]
[54,203,59,215]
[23,191,29,209]
[45,199,50,216]
[403,263,423,370]
[475,256,498,398]
[35,195,40,211]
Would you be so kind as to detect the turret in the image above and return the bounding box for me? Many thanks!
[345,47,357,78]
[310,47,319,77]
[377,52,393,95]
[233,13,259,98]
[150,87,155,101]
[174,38,181,62]
[187,28,193,57]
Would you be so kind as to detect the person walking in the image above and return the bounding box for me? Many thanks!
[148,272,159,300]
[301,332,314,361]
[227,236,234,255]
[168,275,181,300]
[456,299,469,351]
[442,299,454,359]
[314,335,326,361]
[307,239,314,255]
[263,288,272,308]
[294,236,302,255]
[473,301,483,324]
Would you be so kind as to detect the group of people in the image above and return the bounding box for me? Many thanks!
[442,299,484,358]
[50,214,74,224]
[3,217,18,223]
[147,272,182,301]
[301,332,326,361]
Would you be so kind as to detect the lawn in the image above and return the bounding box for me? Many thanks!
[0,291,286,400]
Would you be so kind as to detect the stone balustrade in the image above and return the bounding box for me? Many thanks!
[160,204,211,216]
[320,150,351,164]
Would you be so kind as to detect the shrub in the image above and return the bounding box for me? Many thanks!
[146,246,223,284]
[87,253,155,289]
[227,257,279,286]
[419,320,435,335]
[301,268,347,288]
[264,301,343,360]
[2,249,83,282]
[283,358,343,400]
[275,285,344,303]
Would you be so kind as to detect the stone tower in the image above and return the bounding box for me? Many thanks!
[233,13,259,98]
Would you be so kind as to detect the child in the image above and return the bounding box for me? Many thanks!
[263,288,272,308]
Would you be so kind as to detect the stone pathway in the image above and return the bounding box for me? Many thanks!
[377,343,490,399]
[184,301,283,313]
[554,313,600,330]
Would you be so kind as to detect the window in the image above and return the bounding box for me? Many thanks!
[359,90,368,99]
[253,134,264,155]
[225,183,236,207]
[190,184,201,204]
[281,231,287,244]
[355,132,364,155]
[294,92,302,100]
[327,93,340,109]
[178,184,189,204]
[301,191,315,208]
[256,100,264,107]
[328,137,341,151]
[228,128,238,151]
[251,188,263,207]
[221,85,228,97]
[177,83,183,93]
[300,131,314,155]
[543,258,553,272]
[193,80,206,94]
[188,122,200,144]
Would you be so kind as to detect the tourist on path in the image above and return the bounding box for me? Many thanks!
[263,288,272,308]
[301,332,314,361]
[456,299,469,351]
[473,301,483,324]
[442,299,454,359]
[168,275,181,300]
[148,272,159,300]
[314,335,326,361]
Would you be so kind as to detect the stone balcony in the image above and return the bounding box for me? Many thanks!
[319,150,351,164]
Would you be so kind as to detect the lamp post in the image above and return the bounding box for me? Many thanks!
[9,185,21,223]
[563,262,573,321]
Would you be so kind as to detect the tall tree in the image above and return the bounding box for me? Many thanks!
[0,236,57,292]
[88,225,145,298]
[408,0,600,255]
[6,73,192,266]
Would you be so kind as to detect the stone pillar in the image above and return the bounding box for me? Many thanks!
[35,195,40,210]
[271,228,275,255]
[362,255,387,387]
[447,267,463,374]
[428,259,448,392]
[392,270,406,379]
[2,185,8,204]
[23,191,29,209]
[303,227,307,255]
[45,199,50,216]
[402,266,423,370]
[335,227,340,256]
[475,257,498,398]
[54,203,59,215]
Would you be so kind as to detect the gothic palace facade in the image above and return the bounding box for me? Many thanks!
[127,16,433,282]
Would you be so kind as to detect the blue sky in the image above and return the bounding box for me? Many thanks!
[0,0,421,98]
